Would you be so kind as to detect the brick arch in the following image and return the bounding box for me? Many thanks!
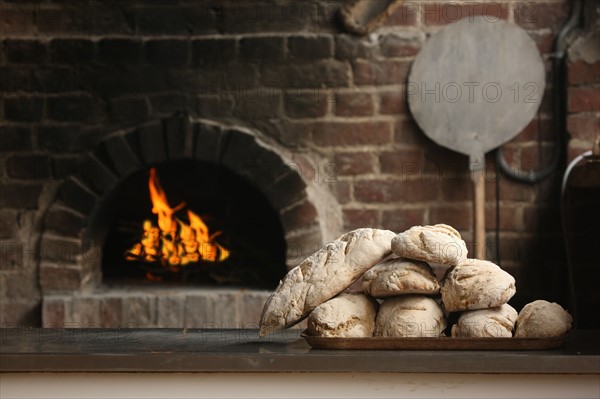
[39,113,324,293]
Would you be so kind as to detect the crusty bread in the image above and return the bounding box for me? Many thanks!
[391,224,468,266]
[362,257,440,298]
[374,296,446,337]
[451,304,518,338]
[514,300,572,338]
[259,228,395,336]
[441,259,516,312]
[307,292,379,337]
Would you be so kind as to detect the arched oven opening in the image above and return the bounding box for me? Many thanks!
[40,114,330,328]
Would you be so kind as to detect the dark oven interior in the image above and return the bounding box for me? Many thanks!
[98,160,287,289]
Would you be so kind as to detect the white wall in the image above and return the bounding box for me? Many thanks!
[1,373,599,399]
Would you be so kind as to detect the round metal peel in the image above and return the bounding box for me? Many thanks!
[408,16,546,258]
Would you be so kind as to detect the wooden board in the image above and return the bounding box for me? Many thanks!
[301,331,566,351]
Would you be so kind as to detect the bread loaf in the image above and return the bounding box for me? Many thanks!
[362,257,440,298]
[391,224,468,266]
[441,259,516,312]
[374,296,446,337]
[259,228,395,336]
[451,304,518,338]
[307,292,379,338]
[514,300,572,338]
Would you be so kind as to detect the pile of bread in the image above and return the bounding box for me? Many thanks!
[259,225,572,339]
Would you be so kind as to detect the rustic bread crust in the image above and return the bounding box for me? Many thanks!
[374,295,446,338]
[391,224,468,266]
[362,257,440,298]
[451,304,518,338]
[307,292,379,338]
[259,228,395,336]
[441,259,516,312]
[514,300,572,338]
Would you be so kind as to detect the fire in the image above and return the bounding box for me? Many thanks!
[125,168,230,270]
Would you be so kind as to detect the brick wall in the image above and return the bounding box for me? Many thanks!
[1,0,584,326]
[566,2,600,160]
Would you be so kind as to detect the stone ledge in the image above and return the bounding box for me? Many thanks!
[42,287,273,329]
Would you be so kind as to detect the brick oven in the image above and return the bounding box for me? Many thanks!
[1,0,597,329]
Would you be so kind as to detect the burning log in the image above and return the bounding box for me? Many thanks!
[125,167,230,271]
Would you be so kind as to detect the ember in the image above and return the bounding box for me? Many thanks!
[125,168,230,271]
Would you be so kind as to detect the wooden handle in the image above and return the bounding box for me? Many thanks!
[473,169,486,259]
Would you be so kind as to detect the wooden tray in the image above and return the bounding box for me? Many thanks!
[301,331,566,351]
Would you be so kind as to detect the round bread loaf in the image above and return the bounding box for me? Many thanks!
[451,304,518,338]
[391,224,468,266]
[514,300,572,338]
[374,296,446,337]
[362,258,440,298]
[441,259,516,312]
[307,292,379,338]
[259,228,395,336]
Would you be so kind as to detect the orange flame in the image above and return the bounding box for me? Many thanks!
[125,168,230,269]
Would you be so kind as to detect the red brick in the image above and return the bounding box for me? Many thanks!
[430,205,473,231]
[486,177,536,202]
[240,36,284,61]
[568,86,600,113]
[0,4,37,35]
[384,3,418,27]
[288,36,332,60]
[381,208,425,233]
[485,205,521,231]
[394,119,429,146]
[39,266,83,292]
[424,2,509,26]
[353,60,411,86]
[512,118,555,142]
[335,92,374,116]
[440,176,471,202]
[278,121,312,148]
[515,1,569,30]
[42,300,65,328]
[497,145,519,169]
[333,152,376,175]
[290,153,318,183]
[568,61,600,85]
[335,35,375,60]
[260,60,350,88]
[379,90,409,115]
[567,141,593,163]
[520,144,557,171]
[329,180,351,204]
[284,92,328,119]
[567,113,600,142]
[422,146,469,181]
[281,201,318,231]
[379,149,422,175]
[6,154,52,180]
[527,31,554,54]
[101,298,122,328]
[354,179,438,203]
[312,121,392,147]
[343,208,379,230]
[379,34,420,58]
[534,175,562,202]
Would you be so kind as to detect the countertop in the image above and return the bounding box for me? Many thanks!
[1,328,599,373]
